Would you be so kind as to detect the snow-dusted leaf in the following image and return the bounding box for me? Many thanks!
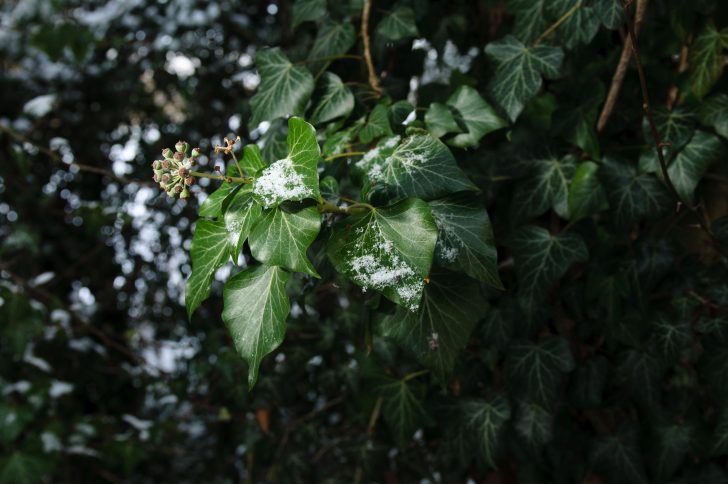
[327,198,437,311]
[248,206,321,277]
[510,225,588,301]
[688,23,728,100]
[186,220,230,319]
[505,336,575,407]
[568,161,608,222]
[376,376,431,448]
[376,6,418,41]
[445,86,507,148]
[252,117,321,208]
[512,155,578,221]
[310,72,354,124]
[223,189,262,260]
[380,270,486,381]
[249,48,314,127]
[485,35,564,122]
[222,265,290,387]
[357,133,476,203]
[292,0,326,28]
[459,395,511,468]
[428,194,502,289]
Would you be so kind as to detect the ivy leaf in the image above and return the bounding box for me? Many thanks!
[650,421,693,481]
[0,404,33,444]
[357,133,476,203]
[459,395,512,468]
[711,408,728,455]
[308,21,356,65]
[616,349,664,407]
[568,161,608,222]
[688,23,728,100]
[510,226,588,301]
[547,0,600,49]
[481,306,515,350]
[699,93,728,139]
[292,0,326,28]
[260,118,289,161]
[380,270,486,381]
[185,220,229,319]
[512,155,578,222]
[389,100,414,126]
[485,35,564,122]
[240,144,266,176]
[508,0,548,43]
[310,72,354,125]
[223,189,263,260]
[425,102,464,138]
[248,206,321,277]
[252,117,321,208]
[570,356,608,408]
[376,6,419,41]
[198,183,239,218]
[249,48,314,128]
[222,265,290,387]
[359,104,393,144]
[515,401,554,447]
[642,106,696,162]
[327,198,437,311]
[0,452,47,484]
[594,0,623,29]
[591,424,649,484]
[664,130,723,205]
[504,336,575,407]
[445,86,507,148]
[650,315,692,363]
[600,158,672,227]
[428,194,502,289]
[376,376,431,448]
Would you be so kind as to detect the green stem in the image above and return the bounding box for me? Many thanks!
[402,369,430,382]
[324,151,366,162]
[296,54,364,65]
[190,171,251,184]
[230,150,245,179]
[531,1,582,47]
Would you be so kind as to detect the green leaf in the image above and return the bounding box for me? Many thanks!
[260,118,289,161]
[389,100,414,126]
[308,21,356,65]
[445,86,507,148]
[376,376,431,448]
[0,452,47,484]
[664,130,723,205]
[376,6,419,41]
[616,349,664,406]
[712,408,728,455]
[240,144,267,176]
[512,155,578,221]
[650,315,692,363]
[699,93,728,139]
[688,23,728,100]
[425,102,464,138]
[600,158,672,227]
[508,0,548,43]
[310,72,354,125]
[186,220,230,319]
[248,206,321,277]
[650,421,693,481]
[249,48,314,127]
[380,270,485,381]
[485,35,564,122]
[594,0,623,29]
[252,117,321,208]
[570,356,608,408]
[481,306,515,350]
[510,226,588,301]
[0,404,33,444]
[292,0,326,28]
[428,194,502,289]
[459,395,512,468]
[198,183,239,218]
[568,161,609,221]
[222,265,291,387]
[642,106,697,162]
[359,104,393,144]
[505,336,575,407]
[327,198,437,311]
[357,133,476,203]
[591,424,648,484]
[515,401,554,446]
[547,0,600,49]
[223,189,262,261]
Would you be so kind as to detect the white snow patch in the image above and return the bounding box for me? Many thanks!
[23,94,56,118]
[253,158,313,208]
[49,380,74,398]
[41,432,62,452]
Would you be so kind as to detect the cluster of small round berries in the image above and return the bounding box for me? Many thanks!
[152,141,200,198]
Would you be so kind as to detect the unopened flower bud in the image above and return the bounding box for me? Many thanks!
[161,174,170,183]
[167,188,176,197]
[178,167,189,178]
[191,147,201,158]
[153,173,159,183]
[189,158,197,166]
[162,148,173,159]
[173,152,184,161]
[185,176,194,186]
[174,184,183,194]
[214,165,221,172]
[175,141,189,154]
[180,187,190,199]
[162,160,170,170]
[152,160,162,170]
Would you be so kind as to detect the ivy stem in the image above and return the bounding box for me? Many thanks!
[531,1,582,47]
[402,369,430,382]
[621,0,728,258]
[230,149,245,179]
[317,199,375,215]
[361,0,383,98]
[190,171,252,184]
[324,151,366,162]
[296,54,364,65]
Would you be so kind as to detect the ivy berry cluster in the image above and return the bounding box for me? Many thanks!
[152,141,200,198]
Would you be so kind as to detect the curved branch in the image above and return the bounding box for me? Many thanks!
[361,0,382,98]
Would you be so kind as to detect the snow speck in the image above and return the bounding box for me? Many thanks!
[23,94,56,118]
[49,380,74,398]
[253,158,313,208]
[433,211,461,264]
[41,432,62,453]
[355,135,400,182]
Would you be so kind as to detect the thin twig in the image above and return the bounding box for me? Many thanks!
[621,0,728,258]
[531,1,582,48]
[296,54,364,65]
[324,151,366,162]
[361,0,382,98]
